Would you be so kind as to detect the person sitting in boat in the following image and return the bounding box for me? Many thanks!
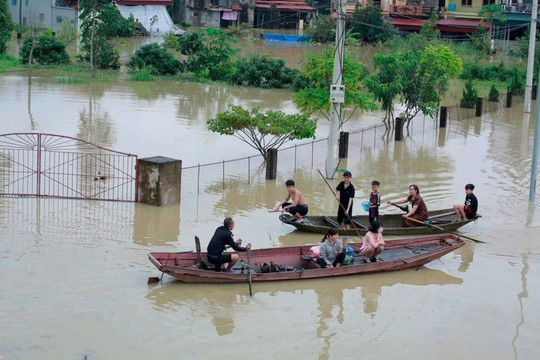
[317,228,347,268]
[388,184,428,227]
[360,220,385,263]
[453,183,478,221]
[207,217,251,272]
[274,179,308,223]
[334,170,355,229]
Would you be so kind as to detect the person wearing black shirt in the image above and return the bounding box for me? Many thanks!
[453,183,478,221]
[207,217,251,272]
[334,171,355,229]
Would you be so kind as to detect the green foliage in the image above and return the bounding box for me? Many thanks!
[0,0,14,54]
[228,55,301,88]
[129,67,156,81]
[0,54,19,72]
[488,85,499,101]
[79,38,120,69]
[128,43,180,75]
[350,3,394,43]
[469,25,491,55]
[419,12,440,40]
[506,67,525,95]
[293,50,375,128]
[306,15,335,43]
[57,21,78,47]
[208,105,317,160]
[180,21,192,28]
[460,79,478,108]
[19,35,71,65]
[179,28,237,81]
[478,4,507,23]
[366,45,462,125]
[99,4,135,37]
[460,61,521,82]
[162,32,179,50]
[225,26,242,37]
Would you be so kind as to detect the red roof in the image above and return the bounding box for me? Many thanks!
[255,0,315,12]
[389,17,490,33]
[116,0,173,5]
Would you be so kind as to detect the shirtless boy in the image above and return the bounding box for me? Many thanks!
[274,179,308,223]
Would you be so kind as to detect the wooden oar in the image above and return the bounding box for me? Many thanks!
[428,211,457,220]
[317,169,366,237]
[388,202,409,213]
[403,216,485,243]
[247,248,253,297]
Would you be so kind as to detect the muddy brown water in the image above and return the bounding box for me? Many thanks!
[1,37,540,360]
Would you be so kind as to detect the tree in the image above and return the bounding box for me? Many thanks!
[228,55,302,89]
[208,105,317,160]
[350,3,394,43]
[128,43,180,75]
[306,15,335,43]
[20,34,70,65]
[292,50,376,129]
[0,0,14,54]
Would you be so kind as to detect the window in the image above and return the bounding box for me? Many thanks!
[482,0,495,4]
[39,13,45,22]
[56,16,63,23]
[22,17,26,26]
[12,0,17,5]
[461,0,472,5]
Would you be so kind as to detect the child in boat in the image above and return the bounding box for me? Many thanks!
[360,220,385,263]
[453,183,478,221]
[317,228,347,268]
[274,179,308,223]
[334,170,355,229]
[369,180,381,224]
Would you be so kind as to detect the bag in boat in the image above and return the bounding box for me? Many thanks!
[310,245,321,258]
[261,261,286,273]
[344,246,355,265]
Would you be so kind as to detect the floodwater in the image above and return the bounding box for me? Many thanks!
[1,38,540,360]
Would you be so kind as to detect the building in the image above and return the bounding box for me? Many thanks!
[8,0,79,32]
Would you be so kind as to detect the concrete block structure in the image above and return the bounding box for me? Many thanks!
[137,156,182,206]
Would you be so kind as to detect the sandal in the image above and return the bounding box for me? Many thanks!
[370,257,382,262]
[363,258,371,263]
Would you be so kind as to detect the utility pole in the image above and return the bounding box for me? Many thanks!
[524,1,538,113]
[530,80,540,202]
[325,0,346,179]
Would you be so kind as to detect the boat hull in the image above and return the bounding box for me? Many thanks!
[148,235,465,283]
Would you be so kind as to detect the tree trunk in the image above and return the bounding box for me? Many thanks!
[27,32,36,85]
[90,3,96,78]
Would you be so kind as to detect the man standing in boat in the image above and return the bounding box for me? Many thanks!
[207,217,251,272]
[274,179,309,223]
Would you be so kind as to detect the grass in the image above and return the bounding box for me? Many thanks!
[0,54,20,72]
[129,68,156,81]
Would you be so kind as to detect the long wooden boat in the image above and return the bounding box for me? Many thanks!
[148,234,465,283]
[278,208,480,236]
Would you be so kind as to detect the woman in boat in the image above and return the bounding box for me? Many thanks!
[388,184,428,227]
[317,228,347,268]
[360,220,385,263]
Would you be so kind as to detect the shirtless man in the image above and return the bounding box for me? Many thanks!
[274,179,308,223]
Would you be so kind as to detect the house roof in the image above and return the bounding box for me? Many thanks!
[255,0,315,12]
[116,0,173,5]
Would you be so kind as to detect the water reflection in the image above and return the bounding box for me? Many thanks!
[512,253,530,360]
[133,203,181,246]
[77,93,116,148]
[28,82,36,130]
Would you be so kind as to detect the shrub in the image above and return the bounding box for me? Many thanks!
[100,4,134,37]
[460,79,478,108]
[129,67,156,81]
[56,21,78,47]
[19,35,70,65]
[306,15,335,43]
[180,21,191,28]
[162,32,179,50]
[128,43,180,75]
[488,85,499,101]
[228,55,301,88]
[507,68,525,95]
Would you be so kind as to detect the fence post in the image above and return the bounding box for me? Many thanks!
[266,148,278,180]
[506,91,513,108]
[533,85,538,101]
[395,117,403,141]
[137,156,182,206]
[475,97,483,117]
[439,106,448,128]
[338,131,349,158]
[222,160,225,190]
[247,156,250,184]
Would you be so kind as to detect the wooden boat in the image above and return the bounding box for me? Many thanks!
[278,208,480,236]
[148,234,465,283]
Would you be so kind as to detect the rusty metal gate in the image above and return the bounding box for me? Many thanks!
[0,133,138,202]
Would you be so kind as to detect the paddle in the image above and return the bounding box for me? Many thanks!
[247,248,253,297]
[317,169,366,238]
[388,202,409,213]
[403,216,485,243]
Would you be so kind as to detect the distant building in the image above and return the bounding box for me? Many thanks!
[8,0,79,32]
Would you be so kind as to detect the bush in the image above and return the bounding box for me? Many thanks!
[0,54,19,72]
[129,67,156,81]
[507,68,525,95]
[128,43,180,75]
[162,32,179,50]
[19,35,70,65]
[100,4,134,37]
[57,21,78,47]
[180,21,191,28]
[460,79,478,108]
[306,15,335,43]
[488,85,499,101]
[228,55,301,88]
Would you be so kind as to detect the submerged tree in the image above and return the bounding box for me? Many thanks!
[350,3,394,43]
[208,105,317,161]
[293,50,376,129]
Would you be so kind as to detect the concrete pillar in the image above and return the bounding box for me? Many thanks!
[439,106,448,128]
[506,91,513,108]
[266,148,278,179]
[395,117,403,141]
[475,97,483,117]
[137,156,182,206]
[338,131,349,158]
